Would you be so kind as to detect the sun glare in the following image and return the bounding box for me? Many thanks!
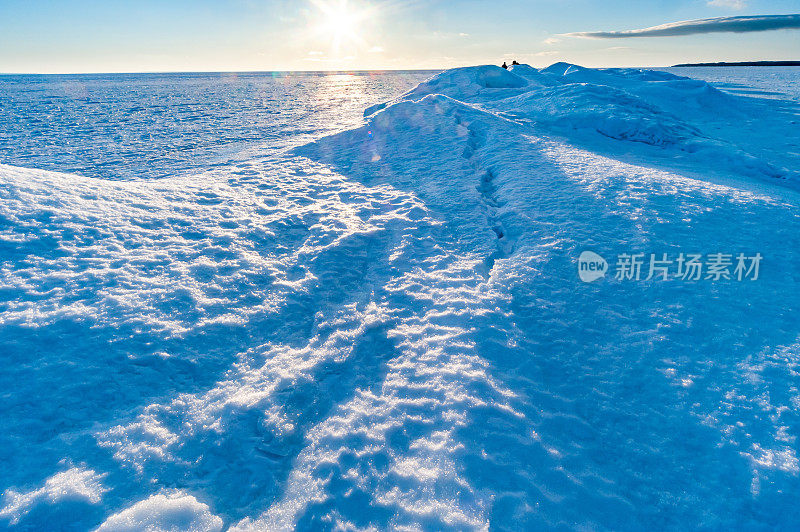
[311,0,370,54]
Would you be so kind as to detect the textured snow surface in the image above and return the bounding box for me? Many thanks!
[96,492,223,532]
[2,64,800,530]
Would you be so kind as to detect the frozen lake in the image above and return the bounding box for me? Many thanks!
[0,71,435,180]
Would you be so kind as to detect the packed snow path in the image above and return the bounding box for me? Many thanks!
[2,64,800,530]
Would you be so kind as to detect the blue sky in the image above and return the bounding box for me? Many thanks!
[0,0,798,73]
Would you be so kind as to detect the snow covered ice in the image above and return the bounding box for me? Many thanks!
[1,64,800,530]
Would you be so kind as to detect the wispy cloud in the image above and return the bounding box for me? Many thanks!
[707,0,746,9]
[564,14,800,39]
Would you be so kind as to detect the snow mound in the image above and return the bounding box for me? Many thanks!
[0,468,108,525]
[407,65,527,94]
[507,63,563,87]
[355,62,797,185]
[541,61,684,83]
[536,62,739,121]
[365,65,528,115]
[501,82,702,146]
[539,61,589,77]
[95,492,222,532]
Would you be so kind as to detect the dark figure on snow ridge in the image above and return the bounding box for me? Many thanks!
[512,60,520,65]
[501,62,508,69]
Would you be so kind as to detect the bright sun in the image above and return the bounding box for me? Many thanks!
[311,0,369,53]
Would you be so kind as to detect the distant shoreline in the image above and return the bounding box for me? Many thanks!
[672,61,800,67]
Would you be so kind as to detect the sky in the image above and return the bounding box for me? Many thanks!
[0,0,798,73]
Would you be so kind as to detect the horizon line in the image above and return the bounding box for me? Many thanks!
[0,68,444,76]
[1,59,798,76]
[0,64,671,76]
